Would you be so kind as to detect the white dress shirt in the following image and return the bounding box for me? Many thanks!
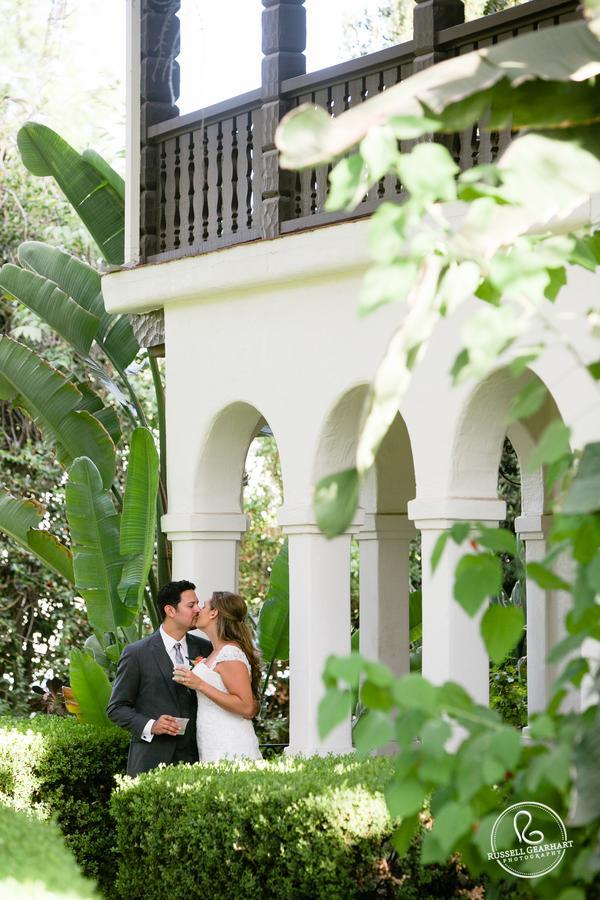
[141,627,190,742]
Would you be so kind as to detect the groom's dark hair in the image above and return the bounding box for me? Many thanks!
[158,580,196,619]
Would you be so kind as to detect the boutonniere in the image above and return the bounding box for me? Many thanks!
[190,655,204,666]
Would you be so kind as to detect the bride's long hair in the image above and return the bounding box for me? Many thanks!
[209,591,262,700]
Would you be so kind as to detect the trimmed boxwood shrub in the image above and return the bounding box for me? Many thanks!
[0,803,96,898]
[0,716,128,893]
[112,755,478,899]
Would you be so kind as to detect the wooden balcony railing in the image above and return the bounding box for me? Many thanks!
[140,0,580,265]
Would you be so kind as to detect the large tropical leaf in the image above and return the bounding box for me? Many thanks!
[0,491,74,582]
[118,428,159,610]
[18,242,138,369]
[257,541,289,662]
[27,531,74,584]
[0,336,115,488]
[69,649,115,727]
[66,456,134,633]
[74,382,121,447]
[17,122,124,265]
[276,21,600,168]
[0,264,99,356]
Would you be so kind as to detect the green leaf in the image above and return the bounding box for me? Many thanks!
[0,263,99,356]
[385,776,427,818]
[326,652,366,689]
[0,491,73,583]
[317,688,352,738]
[526,420,571,473]
[359,260,418,316]
[492,727,522,770]
[0,336,115,489]
[528,714,556,740]
[314,468,360,538]
[527,562,570,590]
[117,428,159,611]
[431,531,449,572]
[388,115,441,139]
[69,649,114,727]
[571,715,600,826]
[562,442,600,514]
[360,126,399,182]
[396,143,458,203]
[66,456,133,633]
[368,202,414,264]
[361,680,394,710]
[353,709,394,753]
[432,801,473,855]
[364,659,394,688]
[324,154,367,211]
[507,380,547,423]
[481,605,525,664]
[475,526,516,555]
[257,541,289,662]
[18,242,138,369]
[391,815,419,854]
[18,123,124,265]
[454,553,502,616]
[27,530,74,584]
[392,674,438,713]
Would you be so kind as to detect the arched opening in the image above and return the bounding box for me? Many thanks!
[313,386,417,747]
[191,401,287,752]
[448,367,572,722]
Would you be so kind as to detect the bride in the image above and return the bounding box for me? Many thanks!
[174,590,262,763]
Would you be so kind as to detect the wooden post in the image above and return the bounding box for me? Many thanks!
[260,0,306,239]
[139,0,181,260]
[413,0,464,72]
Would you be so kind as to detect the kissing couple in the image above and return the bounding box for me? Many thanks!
[107,580,262,776]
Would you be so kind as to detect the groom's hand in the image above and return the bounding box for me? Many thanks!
[151,715,180,736]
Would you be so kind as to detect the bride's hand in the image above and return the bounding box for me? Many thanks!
[173,666,204,691]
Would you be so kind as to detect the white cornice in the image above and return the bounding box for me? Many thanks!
[102,218,372,314]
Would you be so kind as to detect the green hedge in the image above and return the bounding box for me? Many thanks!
[0,803,96,899]
[111,755,476,899]
[0,716,128,893]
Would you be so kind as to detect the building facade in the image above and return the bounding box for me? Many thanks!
[103,0,600,754]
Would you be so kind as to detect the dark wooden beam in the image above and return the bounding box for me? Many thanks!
[260,0,306,239]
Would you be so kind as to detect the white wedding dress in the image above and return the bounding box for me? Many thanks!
[193,644,262,763]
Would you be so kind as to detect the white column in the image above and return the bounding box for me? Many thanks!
[357,514,414,679]
[161,513,248,600]
[125,0,141,266]
[408,498,506,706]
[514,515,552,718]
[278,506,362,756]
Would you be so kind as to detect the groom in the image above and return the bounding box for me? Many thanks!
[107,580,212,776]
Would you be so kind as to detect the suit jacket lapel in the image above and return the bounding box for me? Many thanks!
[149,630,180,707]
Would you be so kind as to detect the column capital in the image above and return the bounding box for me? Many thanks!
[161,512,248,540]
[278,505,365,535]
[514,514,553,541]
[358,513,416,542]
[408,497,506,529]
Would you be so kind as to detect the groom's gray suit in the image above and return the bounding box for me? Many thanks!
[107,630,212,776]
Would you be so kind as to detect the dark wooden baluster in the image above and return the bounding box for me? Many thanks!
[296,91,314,217]
[221,116,235,237]
[162,137,177,252]
[201,126,210,241]
[231,116,239,233]
[173,135,181,248]
[249,108,260,230]
[176,131,193,250]
[216,121,224,238]
[159,140,167,252]
[314,87,329,213]
[187,132,195,246]
[206,122,219,240]
[365,72,387,200]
